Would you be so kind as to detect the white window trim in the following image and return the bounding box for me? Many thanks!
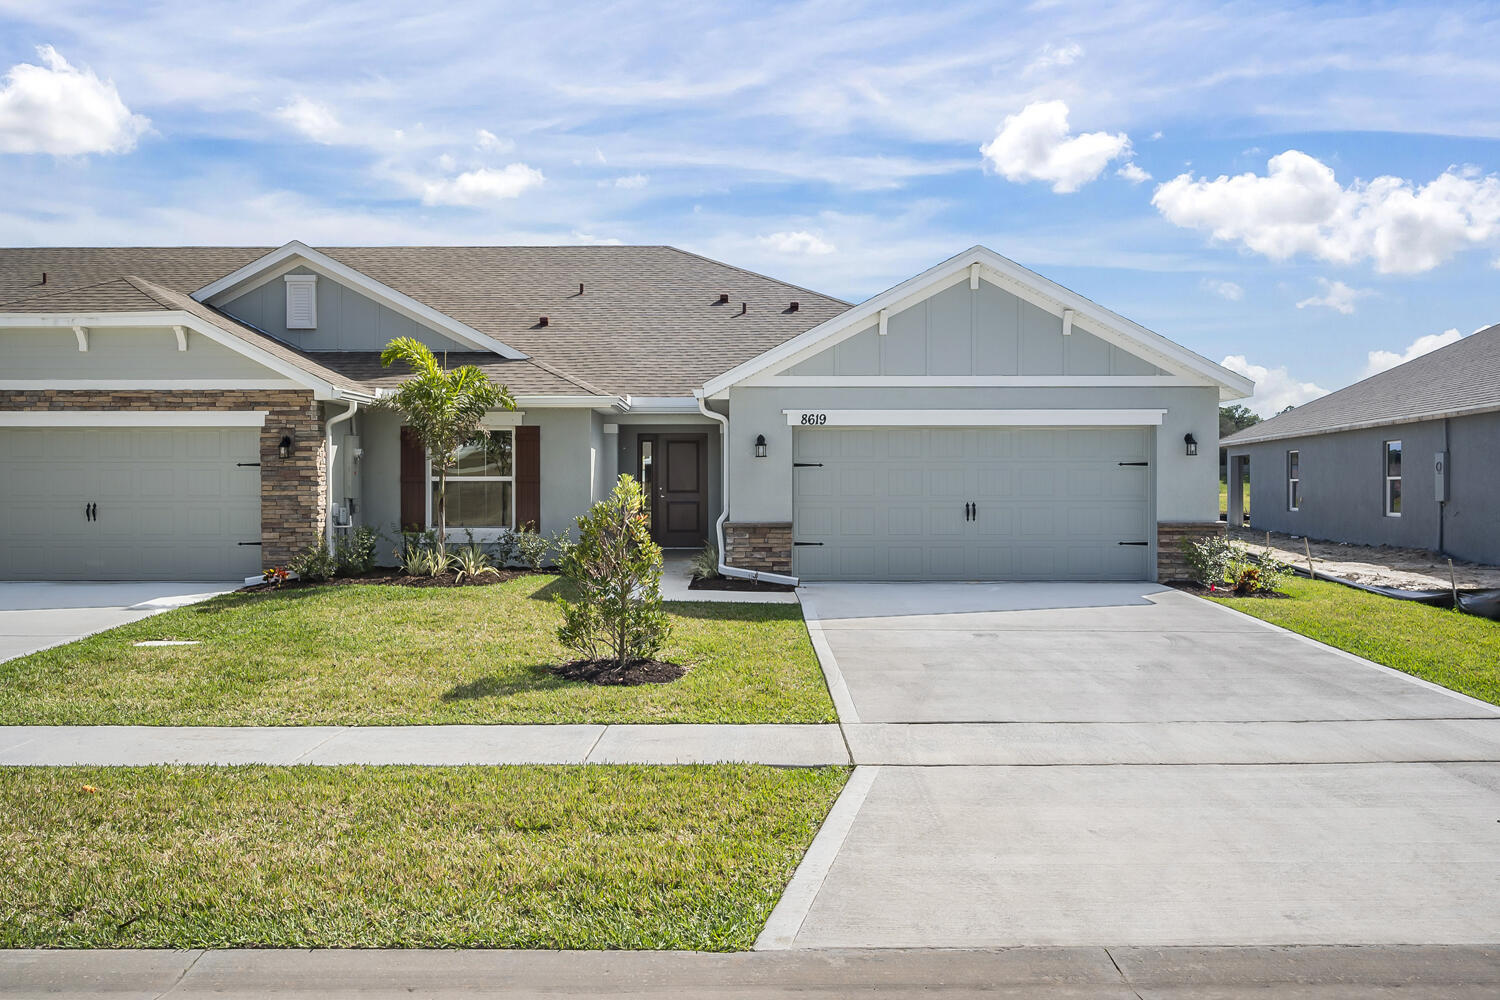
[1384,440,1402,517]
[0,410,268,427]
[427,429,516,540]
[1286,450,1300,511]
[782,408,1166,427]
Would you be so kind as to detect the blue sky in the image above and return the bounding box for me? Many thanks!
[2,0,1499,414]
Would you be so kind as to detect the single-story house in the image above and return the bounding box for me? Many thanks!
[1222,323,1500,565]
[0,243,1250,583]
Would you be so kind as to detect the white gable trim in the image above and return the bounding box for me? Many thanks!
[701,246,1254,401]
[0,311,372,401]
[191,241,527,359]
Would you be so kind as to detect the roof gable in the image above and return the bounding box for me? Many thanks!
[700,246,1253,400]
[193,241,526,358]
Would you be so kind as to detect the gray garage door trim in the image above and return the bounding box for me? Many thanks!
[0,416,265,581]
[793,425,1155,581]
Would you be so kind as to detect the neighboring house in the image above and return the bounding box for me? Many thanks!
[0,243,1250,583]
[1222,324,1500,565]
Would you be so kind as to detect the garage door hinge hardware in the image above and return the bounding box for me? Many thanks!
[236,461,261,467]
[1117,541,1148,546]
[237,541,263,546]
[793,462,823,468]
[1117,461,1149,466]
[793,541,824,546]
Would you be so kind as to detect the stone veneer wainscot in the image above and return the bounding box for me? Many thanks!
[723,521,793,575]
[1156,520,1226,583]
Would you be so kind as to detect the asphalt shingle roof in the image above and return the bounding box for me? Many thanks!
[0,246,849,397]
[1223,324,1500,445]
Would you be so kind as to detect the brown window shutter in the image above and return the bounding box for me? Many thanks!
[399,427,427,530]
[515,424,540,530]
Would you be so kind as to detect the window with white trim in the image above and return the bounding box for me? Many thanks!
[1286,450,1300,511]
[1384,440,1402,516]
[432,430,514,529]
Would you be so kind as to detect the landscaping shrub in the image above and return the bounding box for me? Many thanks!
[290,540,338,582]
[690,540,719,581]
[450,537,499,583]
[512,524,554,570]
[555,475,670,667]
[334,525,379,575]
[1182,535,1292,595]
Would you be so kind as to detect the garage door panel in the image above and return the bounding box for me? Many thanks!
[889,506,924,535]
[0,426,261,581]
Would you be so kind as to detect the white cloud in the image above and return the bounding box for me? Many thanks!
[1153,150,1500,274]
[418,163,545,206]
[1201,278,1243,301]
[980,100,1131,194]
[610,173,649,189]
[1117,162,1151,184]
[476,129,513,153]
[1362,328,1462,378]
[274,96,340,144]
[1295,277,1371,315]
[0,45,148,155]
[1220,354,1329,418]
[571,231,624,245]
[1027,42,1082,73]
[759,230,835,255]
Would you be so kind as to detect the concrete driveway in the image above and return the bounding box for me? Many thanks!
[767,582,1500,949]
[0,581,239,662]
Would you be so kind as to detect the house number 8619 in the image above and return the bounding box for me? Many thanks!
[799,413,828,425]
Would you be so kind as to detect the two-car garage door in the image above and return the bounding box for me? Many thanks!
[792,426,1152,581]
[0,426,262,580]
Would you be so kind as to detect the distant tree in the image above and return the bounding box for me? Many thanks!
[1218,404,1261,438]
[1278,404,1297,415]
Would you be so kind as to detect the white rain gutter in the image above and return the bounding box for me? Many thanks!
[695,391,800,587]
[324,399,359,546]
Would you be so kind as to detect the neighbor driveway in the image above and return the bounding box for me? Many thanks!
[0,582,239,663]
[769,582,1500,949]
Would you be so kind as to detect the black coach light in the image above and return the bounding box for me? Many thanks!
[1184,432,1198,457]
[754,434,767,458]
[278,432,294,460]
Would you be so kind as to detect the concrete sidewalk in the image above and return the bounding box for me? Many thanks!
[6,945,1499,998]
[0,724,849,766]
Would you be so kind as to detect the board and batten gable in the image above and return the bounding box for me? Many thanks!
[219,266,472,354]
[782,279,1168,378]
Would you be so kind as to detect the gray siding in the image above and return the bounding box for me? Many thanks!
[784,279,1166,378]
[1228,412,1500,565]
[220,266,471,353]
[726,384,1219,526]
[1,327,287,380]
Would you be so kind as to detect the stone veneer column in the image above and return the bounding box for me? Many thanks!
[0,389,326,568]
[723,522,793,575]
[1156,520,1226,583]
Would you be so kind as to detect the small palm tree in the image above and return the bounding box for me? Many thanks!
[380,337,515,552]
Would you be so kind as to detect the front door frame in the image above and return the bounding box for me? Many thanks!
[635,432,709,548]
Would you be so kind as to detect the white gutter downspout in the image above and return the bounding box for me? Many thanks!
[324,399,359,546]
[695,391,800,587]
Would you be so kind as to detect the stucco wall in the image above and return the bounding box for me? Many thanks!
[220,265,471,354]
[725,384,1219,526]
[1,326,291,380]
[1229,411,1500,564]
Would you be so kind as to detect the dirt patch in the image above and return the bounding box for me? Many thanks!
[552,658,686,686]
[1228,528,1500,591]
[1171,581,1290,600]
[688,575,797,593]
[241,567,538,592]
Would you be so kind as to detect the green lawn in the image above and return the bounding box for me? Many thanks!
[1219,476,1249,519]
[0,764,848,950]
[1209,576,1500,705]
[0,576,835,725]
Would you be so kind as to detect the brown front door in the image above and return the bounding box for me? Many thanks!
[637,433,708,548]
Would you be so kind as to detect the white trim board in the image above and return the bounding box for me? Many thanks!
[191,241,526,359]
[0,380,301,390]
[748,374,1212,388]
[783,408,1167,427]
[0,410,270,427]
[701,245,1254,401]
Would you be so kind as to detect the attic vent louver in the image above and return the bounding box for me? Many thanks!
[284,274,317,330]
[789,301,799,312]
[718,293,729,304]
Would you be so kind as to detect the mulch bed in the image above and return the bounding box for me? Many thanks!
[240,567,539,592]
[552,658,687,686]
[1170,581,1291,600]
[688,575,796,593]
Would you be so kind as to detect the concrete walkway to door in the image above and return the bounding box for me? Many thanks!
[765,581,1500,950]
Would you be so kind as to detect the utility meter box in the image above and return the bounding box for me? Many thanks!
[1434,451,1449,502]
